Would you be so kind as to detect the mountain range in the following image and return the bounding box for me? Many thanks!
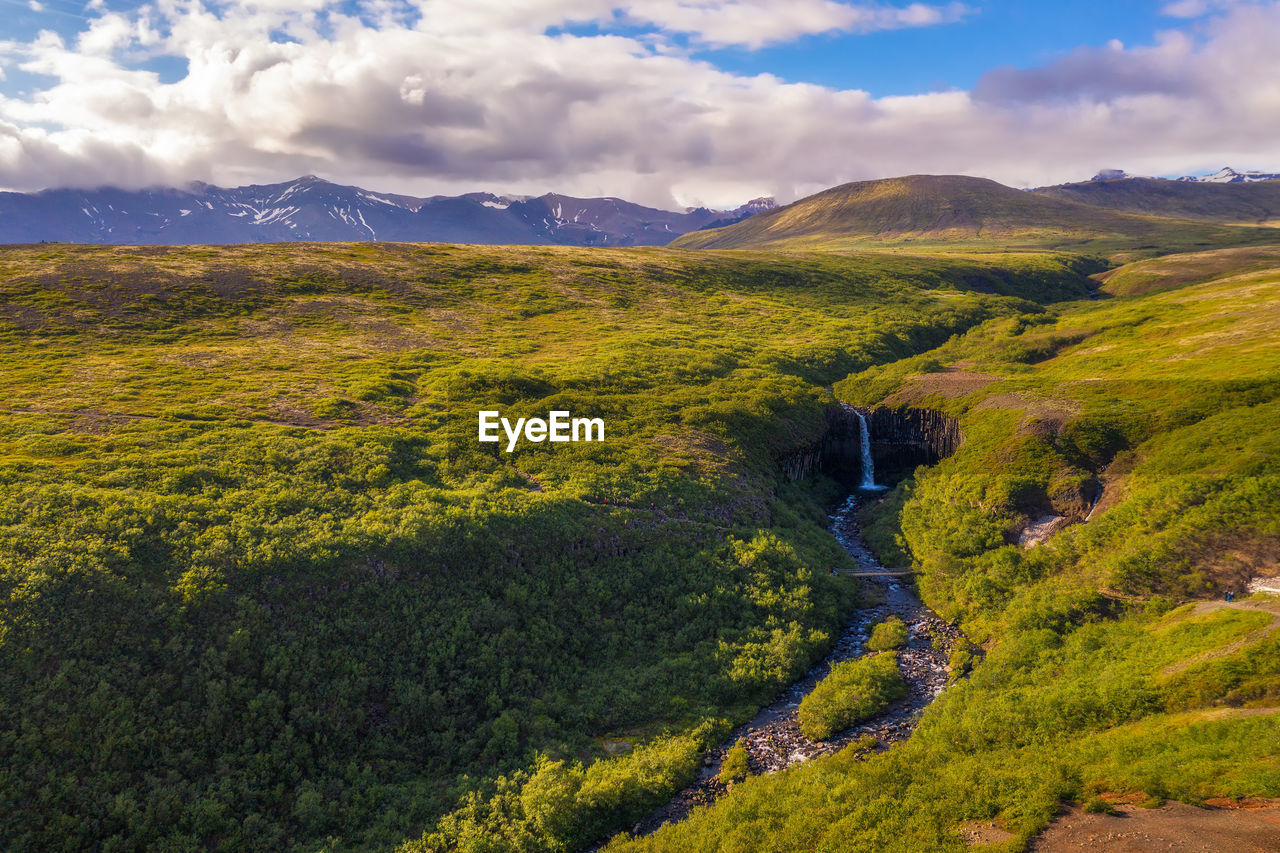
[0,175,776,246]
[1091,167,1280,184]
[1033,174,1280,226]
[669,173,1280,254]
[5,167,1280,250]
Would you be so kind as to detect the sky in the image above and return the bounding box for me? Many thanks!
[1,0,1279,208]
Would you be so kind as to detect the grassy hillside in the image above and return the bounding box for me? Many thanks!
[671,175,1278,257]
[605,245,1280,851]
[1035,177,1280,226]
[1094,244,1280,297]
[0,243,1094,852]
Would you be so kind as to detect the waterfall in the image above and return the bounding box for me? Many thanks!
[854,409,885,491]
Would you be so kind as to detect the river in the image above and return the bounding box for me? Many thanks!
[632,491,964,835]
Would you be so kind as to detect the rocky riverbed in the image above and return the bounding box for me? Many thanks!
[630,492,967,836]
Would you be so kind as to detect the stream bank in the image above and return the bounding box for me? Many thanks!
[629,491,965,837]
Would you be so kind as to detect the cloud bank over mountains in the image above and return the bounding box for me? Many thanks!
[1,0,1279,208]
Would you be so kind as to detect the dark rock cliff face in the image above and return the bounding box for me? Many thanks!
[865,406,963,483]
[779,406,861,482]
[779,404,961,485]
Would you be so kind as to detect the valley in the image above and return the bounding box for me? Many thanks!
[633,492,965,839]
[603,242,1280,853]
[0,241,1086,851]
[1,180,1278,853]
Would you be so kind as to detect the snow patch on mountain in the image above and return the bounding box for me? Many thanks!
[1178,167,1280,184]
[0,175,777,246]
[1087,166,1280,184]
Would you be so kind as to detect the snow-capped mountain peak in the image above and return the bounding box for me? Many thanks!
[1178,167,1280,184]
[735,197,778,215]
[0,178,775,246]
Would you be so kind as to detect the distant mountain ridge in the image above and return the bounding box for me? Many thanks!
[1088,167,1280,183]
[0,175,777,246]
[1036,172,1280,225]
[1179,167,1280,184]
[669,174,1280,255]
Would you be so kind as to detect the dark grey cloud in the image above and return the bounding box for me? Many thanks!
[974,40,1194,105]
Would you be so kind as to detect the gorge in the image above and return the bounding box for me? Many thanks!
[780,404,963,487]
[627,491,963,843]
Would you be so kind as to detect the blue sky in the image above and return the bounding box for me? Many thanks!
[698,1,1176,95]
[0,1,1275,203]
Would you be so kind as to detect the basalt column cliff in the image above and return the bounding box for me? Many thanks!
[864,406,963,482]
[780,405,961,485]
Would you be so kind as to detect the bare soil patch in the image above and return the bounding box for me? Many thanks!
[1031,801,1280,852]
[974,390,1080,435]
[958,819,1017,846]
[1193,534,1280,595]
[882,369,1001,405]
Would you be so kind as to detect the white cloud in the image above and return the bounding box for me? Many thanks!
[392,0,970,45]
[0,0,1277,207]
[1161,0,1244,17]
[623,1,973,48]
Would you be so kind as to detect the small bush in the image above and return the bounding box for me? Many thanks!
[797,652,906,741]
[350,377,415,402]
[311,396,358,419]
[718,742,751,784]
[866,616,908,651]
[948,645,975,681]
[1082,796,1118,815]
[1136,777,1168,809]
[914,356,946,373]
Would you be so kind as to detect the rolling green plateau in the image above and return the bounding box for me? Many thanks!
[669,175,1280,257]
[0,243,1097,852]
[607,244,1280,852]
[2,231,1278,853]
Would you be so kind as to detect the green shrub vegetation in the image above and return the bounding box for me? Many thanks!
[606,594,1280,852]
[947,643,975,682]
[401,722,724,853]
[0,243,1088,851]
[717,742,751,784]
[796,652,906,741]
[603,245,1280,852]
[1082,796,1118,815]
[5,240,1277,852]
[865,615,908,651]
